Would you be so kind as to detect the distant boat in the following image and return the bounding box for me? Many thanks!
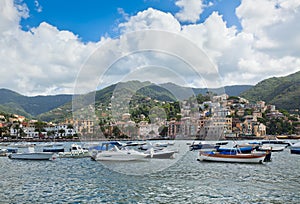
[0,148,8,156]
[189,141,228,151]
[290,142,300,154]
[255,140,291,152]
[125,141,146,146]
[277,135,300,140]
[144,149,176,159]
[10,142,36,148]
[58,144,89,158]
[256,144,285,152]
[198,151,271,164]
[8,147,55,160]
[261,140,291,147]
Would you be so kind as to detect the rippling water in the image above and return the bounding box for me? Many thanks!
[0,141,299,203]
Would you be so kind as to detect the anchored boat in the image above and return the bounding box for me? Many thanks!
[198,149,271,164]
[8,147,55,160]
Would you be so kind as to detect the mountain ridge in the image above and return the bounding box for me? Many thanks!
[240,71,300,111]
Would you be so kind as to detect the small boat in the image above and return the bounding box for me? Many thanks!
[138,142,177,159]
[125,141,146,146]
[261,140,291,147]
[0,148,8,156]
[277,135,300,139]
[189,141,227,151]
[144,149,176,159]
[8,147,55,160]
[39,142,64,147]
[58,144,89,158]
[256,145,285,152]
[290,142,300,154]
[198,151,271,164]
[10,142,36,148]
[154,142,169,148]
[91,144,149,161]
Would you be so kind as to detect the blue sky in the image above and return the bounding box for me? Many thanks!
[1,0,299,95]
[20,0,242,42]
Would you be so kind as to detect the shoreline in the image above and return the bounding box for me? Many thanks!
[0,135,299,143]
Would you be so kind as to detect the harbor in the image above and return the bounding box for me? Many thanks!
[0,140,299,203]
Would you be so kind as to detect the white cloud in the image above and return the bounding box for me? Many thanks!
[0,0,98,95]
[34,0,42,13]
[0,0,23,33]
[175,0,203,23]
[1,0,300,96]
[117,8,129,21]
[116,0,300,87]
[119,8,181,33]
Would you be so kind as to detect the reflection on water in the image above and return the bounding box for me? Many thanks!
[0,141,299,203]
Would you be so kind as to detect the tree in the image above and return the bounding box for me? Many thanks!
[58,129,65,137]
[34,121,46,134]
[0,126,8,138]
[112,126,121,137]
[158,125,168,137]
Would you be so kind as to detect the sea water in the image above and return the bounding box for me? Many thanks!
[0,141,299,203]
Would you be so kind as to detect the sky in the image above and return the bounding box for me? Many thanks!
[0,0,300,96]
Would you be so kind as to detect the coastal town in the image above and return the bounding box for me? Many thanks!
[1,93,299,142]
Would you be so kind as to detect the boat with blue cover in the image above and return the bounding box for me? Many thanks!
[216,146,253,154]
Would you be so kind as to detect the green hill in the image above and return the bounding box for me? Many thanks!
[0,88,72,116]
[240,71,300,111]
[38,81,177,122]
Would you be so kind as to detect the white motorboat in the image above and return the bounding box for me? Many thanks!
[58,144,89,158]
[91,145,149,161]
[8,147,55,160]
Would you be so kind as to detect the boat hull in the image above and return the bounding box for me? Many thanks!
[145,150,175,159]
[92,151,148,161]
[8,152,55,160]
[257,146,285,152]
[58,151,90,158]
[290,147,300,154]
[198,152,268,164]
